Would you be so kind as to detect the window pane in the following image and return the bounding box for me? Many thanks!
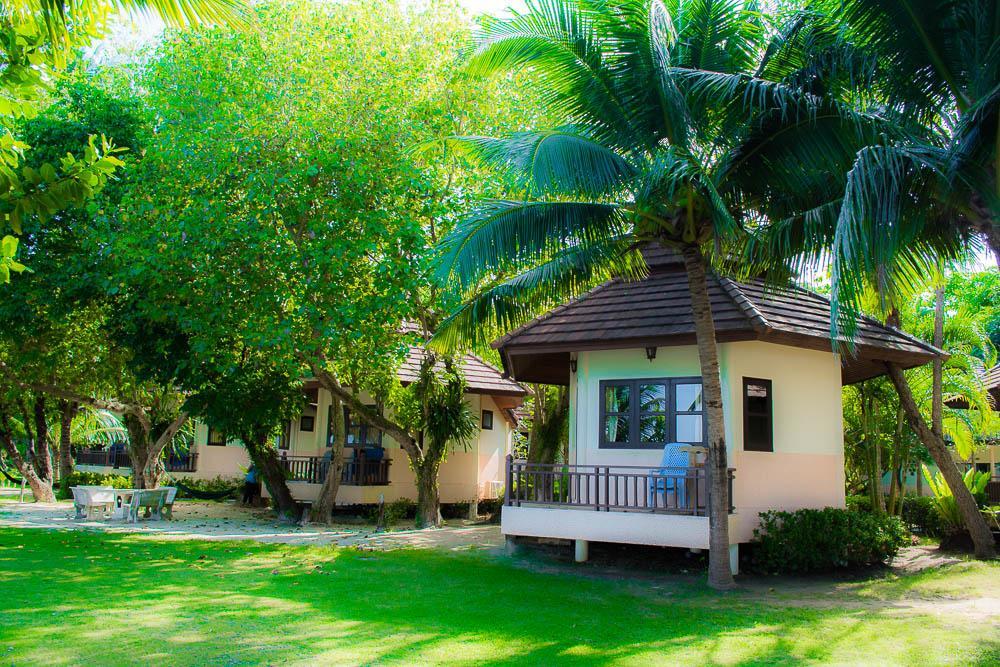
[365,427,383,446]
[747,415,769,444]
[640,415,666,443]
[676,414,703,442]
[639,384,666,413]
[675,383,703,412]
[605,384,631,413]
[746,381,769,414]
[604,416,630,443]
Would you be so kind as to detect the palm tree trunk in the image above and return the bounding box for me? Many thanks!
[312,395,346,523]
[932,284,945,438]
[886,363,995,558]
[682,245,735,589]
[415,450,443,529]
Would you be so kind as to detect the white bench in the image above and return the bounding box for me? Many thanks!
[70,486,116,520]
[116,488,172,523]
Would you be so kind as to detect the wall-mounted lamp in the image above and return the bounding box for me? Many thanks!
[645,346,657,361]
[569,359,578,373]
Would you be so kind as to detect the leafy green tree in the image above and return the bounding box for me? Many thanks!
[0,0,247,276]
[0,80,193,491]
[113,0,540,525]
[183,351,305,520]
[433,0,878,588]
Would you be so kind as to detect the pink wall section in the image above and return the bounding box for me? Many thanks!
[731,450,846,542]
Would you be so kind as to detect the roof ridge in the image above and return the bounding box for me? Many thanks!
[490,277,619,349]
[718,276,773,334]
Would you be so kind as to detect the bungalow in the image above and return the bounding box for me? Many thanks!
[192,347,528,508]
[494,247,941,571]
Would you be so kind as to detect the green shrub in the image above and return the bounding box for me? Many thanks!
[923,465,991,534]
[171,476,240,499]
[900,495,945,537]
[58,471,132,499]
[845,495,872,513]
[478,496,503,519]
[752,508,909,574]
[367,499,416,526]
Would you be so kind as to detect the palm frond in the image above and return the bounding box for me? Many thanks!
[438,130,635,197]
[435,199,628,291]
[467,0,639,149]
[431,237,644,351]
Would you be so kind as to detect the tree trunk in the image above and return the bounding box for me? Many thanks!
[312,395,346,523]
[682,245,735,589]
[527,385,568,466]
[0,407,55,502]
[124,415,155,489]
[932,284,945,438]
[886,363,995,558]
[242,430,299,522]
[124,412,188,489]
[415,453,443,529]
[31,396,54,488]
[58,400,77,483]
[873,435,885,513]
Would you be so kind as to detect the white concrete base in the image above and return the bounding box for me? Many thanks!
[502,505,739,550]
[574,539,589,563]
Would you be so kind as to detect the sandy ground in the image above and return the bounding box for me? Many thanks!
[0,498,504,552]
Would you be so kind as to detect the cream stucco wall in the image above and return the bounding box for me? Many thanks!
[240,388,514,505]
[567,340,846,544]
[190,422,250,481]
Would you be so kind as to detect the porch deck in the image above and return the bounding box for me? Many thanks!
[279,453,391,487]
[501,457,737,552]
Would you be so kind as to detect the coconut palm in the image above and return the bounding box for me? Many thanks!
[434,0,876,588]
[820,0,999,282]
[756,0,999,558]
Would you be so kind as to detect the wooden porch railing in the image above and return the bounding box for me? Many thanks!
[504,456,735,516]
[75,448,130,468]
[75,448,199,473]
[279,452,391,486]
[164,453,198,473]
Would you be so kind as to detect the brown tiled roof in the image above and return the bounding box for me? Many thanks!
[494,265,942,385]
[946,364,1000,410]
[397,347,528,397]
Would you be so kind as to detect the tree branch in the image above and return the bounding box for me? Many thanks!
[307,359,420,460]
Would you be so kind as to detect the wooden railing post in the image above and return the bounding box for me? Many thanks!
[504,454,512,506]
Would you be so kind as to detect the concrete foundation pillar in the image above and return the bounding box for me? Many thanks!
[504,536,519,556]
[574,539,589,563]
[729,544,739,575]
[467,500,479,520]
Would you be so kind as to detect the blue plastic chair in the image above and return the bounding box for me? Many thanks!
[649,442,688,509]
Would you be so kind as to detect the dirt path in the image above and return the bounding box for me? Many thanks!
[0,499,503,552]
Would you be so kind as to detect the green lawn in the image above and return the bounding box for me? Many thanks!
[0,528,996,665]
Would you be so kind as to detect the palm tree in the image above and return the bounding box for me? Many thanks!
[762,0,999,558]
[818,0,999,278]
[435,0,874,589]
